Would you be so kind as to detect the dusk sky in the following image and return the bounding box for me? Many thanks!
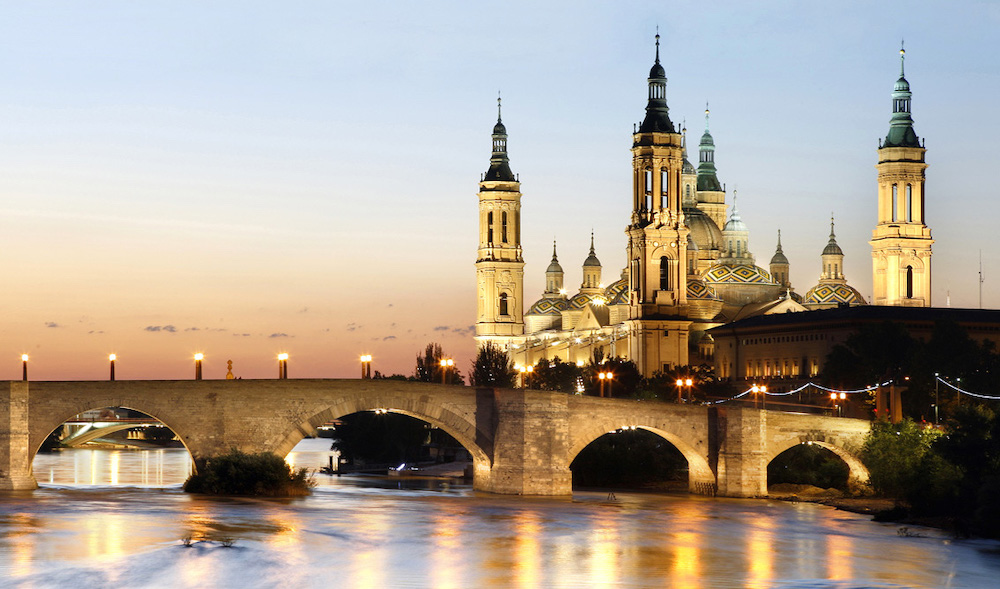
[1,1,997,380]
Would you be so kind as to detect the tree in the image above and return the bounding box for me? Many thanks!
[414,342,463,384]
[860,418,941,497]
[471,342,517,388]
[529,357,583,394]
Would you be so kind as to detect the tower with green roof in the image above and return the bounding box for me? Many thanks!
[870,44,933,307]
[475,97,525,346]
[696,106,728,230]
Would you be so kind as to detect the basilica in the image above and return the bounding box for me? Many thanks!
[474,38,931,378]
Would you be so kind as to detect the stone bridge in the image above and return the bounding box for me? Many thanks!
[0,380,871,496]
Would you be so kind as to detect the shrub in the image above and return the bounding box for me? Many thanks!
[184,449,315,497]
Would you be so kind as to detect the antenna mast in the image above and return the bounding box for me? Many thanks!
[980,250,985,309]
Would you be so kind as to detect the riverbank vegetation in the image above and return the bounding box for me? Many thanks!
[860,409,1000,538]
[184,449,314,497]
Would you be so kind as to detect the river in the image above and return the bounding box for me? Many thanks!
[2,439,998,588]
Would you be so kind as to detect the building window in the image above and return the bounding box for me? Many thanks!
[499,293,508,316]
[487,212,494,244]
[501,211,508,243]
[660,168,669,209]
[905,184,913,223]
[644,168,653,199]
[906,265,913,298]
[891,184,898,222]
[659,256,670,290]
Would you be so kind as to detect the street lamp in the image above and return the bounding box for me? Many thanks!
[751,384,767,409]
[21,354,28,381]
[934,372,940,425]
[440,358,454,385]
[676,378,694,402]
[599,371,614,397]
[278,353,289,379]
[360,355,372,379]
[109,354,116,381]
[194,353,203,380]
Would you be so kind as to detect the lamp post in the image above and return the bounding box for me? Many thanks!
[194,353,203,380]
[598,371,613,397]
[109,354,116,381]
[21,354,28,381]
[751,384,767,409]
[440,358,454,385]
[676,378,684,403]
[934,372,940,425]
[685,378,693,402]
[360,355,372,379]
[278,353,289,379]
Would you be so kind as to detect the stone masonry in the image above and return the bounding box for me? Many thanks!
[0,380,870,496]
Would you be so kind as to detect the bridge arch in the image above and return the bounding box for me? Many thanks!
[568,420,715,494]
[270,394,492,469]
[766,436,869,489]
[28,400,197,482]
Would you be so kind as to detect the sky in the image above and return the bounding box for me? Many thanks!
[0,1,998,380]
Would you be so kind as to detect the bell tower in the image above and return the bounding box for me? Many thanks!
[475,98,525,345]
[623,34,692,377]
[870,45,933,306]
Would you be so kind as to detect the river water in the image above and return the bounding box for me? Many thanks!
[2,439,999,588]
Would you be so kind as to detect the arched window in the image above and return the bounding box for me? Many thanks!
[891,184,898,222]
[905,184,913,222]
[906,266,913,299]
[644,168,653,199]
[659,256,670,290]
[501,211,508,243]
[499,293,509,316]
[487,212,494,244]
[660,169,669,209]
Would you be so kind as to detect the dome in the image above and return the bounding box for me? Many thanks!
[704,264,776,285]
[894,76,910,92]
[526,297,569,316]
[686,278,722,301]
[546,258,563,274]
[583,252,601,267]
[723,215,748,233]
[770,250,789,265]
[822,240,843,256]
[803,283,866,307]
[685,207,722,250]
[493,120,507,135]
[682,156,696,175]
[649,62,665,79]
[604,278,629,305]
[568,292,605,309]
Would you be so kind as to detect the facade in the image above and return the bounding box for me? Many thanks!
[475,41,934,378]
[710,306,1000,384]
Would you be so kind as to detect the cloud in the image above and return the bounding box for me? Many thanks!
[347,323,362,332]
[433,326,449,331]
[382,335,397,341]
[144,325,177,333]
[299,307,309,313]
[452,325,475,336]
[185,327,200,332]
[45,322,60,328]
[233,333,251,337]
[87,330,104,335]
[269,333,290,338]
[387,303,393,308]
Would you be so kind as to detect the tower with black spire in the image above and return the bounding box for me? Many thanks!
[870,44,933,306]
[624,33,692,376]
[475,97,525,346]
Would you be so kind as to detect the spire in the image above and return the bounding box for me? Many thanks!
[697,103,722,192]
[770,229,789,266]
[884,44,920,148]
[638,33,674,133]
[545,238,564,290]
[552,239,558,261]
[484,94,515,182]
[583,230,601,267]
[823,214,844,256]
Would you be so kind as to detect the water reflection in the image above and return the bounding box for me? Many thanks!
[7,448,1000,587]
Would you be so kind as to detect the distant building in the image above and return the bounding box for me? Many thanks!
[475,38,931,378]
